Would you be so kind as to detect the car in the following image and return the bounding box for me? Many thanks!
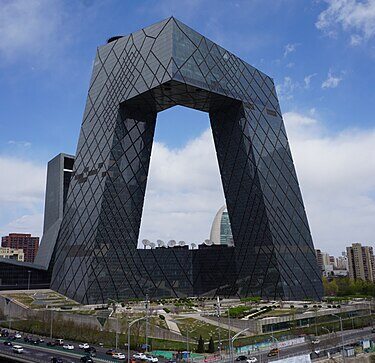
[247,358,257,363]
[145,355,158,362]
[267,348,279,357]
[236,356,248,361]
[133,352,147,360]
[47,341,57,346]
[113,352,126,360]
[372,327,375,333]
[63,344,74,350]
[30,339,40,345]
[3,340,12,346]
[84,347,96,356]
[79,343,90,349]
[14,333,22,339]
[106,349,115,355]
[8,334,16,340]
[80,356,94,363]
[55,339,64,346]
[312,339,320,344]
[51,358,64,363]
[12,345,24,354]
[24,336,31,342]
[37,338,44,343]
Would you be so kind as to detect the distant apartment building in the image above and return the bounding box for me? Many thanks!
[315,249,324,271]
[0,247,24,261]
[336,254,349,270]
[1,233,39,262]
[316,249,348,278]
[347,243,375,282]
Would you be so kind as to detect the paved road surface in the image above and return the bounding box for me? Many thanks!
[222,327,374,362]
[0,326,373,362]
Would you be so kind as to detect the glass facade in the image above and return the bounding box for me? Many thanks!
[50,17,323,304]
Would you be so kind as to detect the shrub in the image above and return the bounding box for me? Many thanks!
[196,335,205,353]
[207,336,215,353]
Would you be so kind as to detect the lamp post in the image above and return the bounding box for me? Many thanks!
[270,328,279,360]
[128,316,148,363]
[145,294,149,353]
[230,327,250,363]
[27,270,31,290]
[49,308,53,340]
[331,314,345,361]
[216,296,222,358]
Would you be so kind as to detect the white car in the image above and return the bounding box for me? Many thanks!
[133,352,147,360]
[312,339,320,344]
[79,343,90,349]
[113,352,126,360]
[12,345,23,354]
[247,358,257,363]
[14,333,22,339]
[145,356,158,363]
[63,344,74,350]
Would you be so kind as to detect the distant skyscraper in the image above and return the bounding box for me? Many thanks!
[1,233,38,263]
[315,249,324,272]
[34,153,74,268]
[210,205,233,245]
[347,243,375,282]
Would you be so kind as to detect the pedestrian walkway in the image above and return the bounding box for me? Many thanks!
[158,310,182,335]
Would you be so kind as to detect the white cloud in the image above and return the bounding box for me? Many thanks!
[316,0,375,45]
[139,129,225,245]
[0,214,44,238]
[0,156,45,238]
[284,111,375,254]
[2,113,375,256]
[276,76,298,100]
[283,43,300,57]
[304,73,318,89]
[321,70,343,88]
[0,0,64,62]
[8,140,31,148]
[0,156,45,205]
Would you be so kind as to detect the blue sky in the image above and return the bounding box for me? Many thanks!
[0,0,374,255]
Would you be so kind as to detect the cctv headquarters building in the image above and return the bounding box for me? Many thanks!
[0,18,323,304]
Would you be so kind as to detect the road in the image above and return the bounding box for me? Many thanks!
[0,326,373,362]
[222,327,375,362]
[0,336,131,363]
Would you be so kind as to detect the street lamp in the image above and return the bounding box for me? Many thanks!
[128,316,148,363]
[269,330,279,360]
[230,327,250,363]
[331,314,345,361]
[27,270,31,290]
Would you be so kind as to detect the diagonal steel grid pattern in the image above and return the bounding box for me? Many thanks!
[50,17,323,304]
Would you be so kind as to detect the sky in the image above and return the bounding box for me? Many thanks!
[0,0,374,256]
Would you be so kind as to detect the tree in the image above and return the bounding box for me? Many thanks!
[207,336,215,353]
[196,335,205,353]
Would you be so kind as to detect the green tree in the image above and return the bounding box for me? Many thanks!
[196,335,205,353]
[207,336,215,353]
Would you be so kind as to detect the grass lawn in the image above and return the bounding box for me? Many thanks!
[175,317,235,343]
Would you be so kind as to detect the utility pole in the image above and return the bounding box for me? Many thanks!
[116,315,119,351]
[27,270,31,290]
[50,309,53,339]
[145,293,149,352]
[217,296,221,357]
[228,308,231,356]
[332,314,345,362]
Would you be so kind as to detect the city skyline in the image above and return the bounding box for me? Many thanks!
[1,1,375,256]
